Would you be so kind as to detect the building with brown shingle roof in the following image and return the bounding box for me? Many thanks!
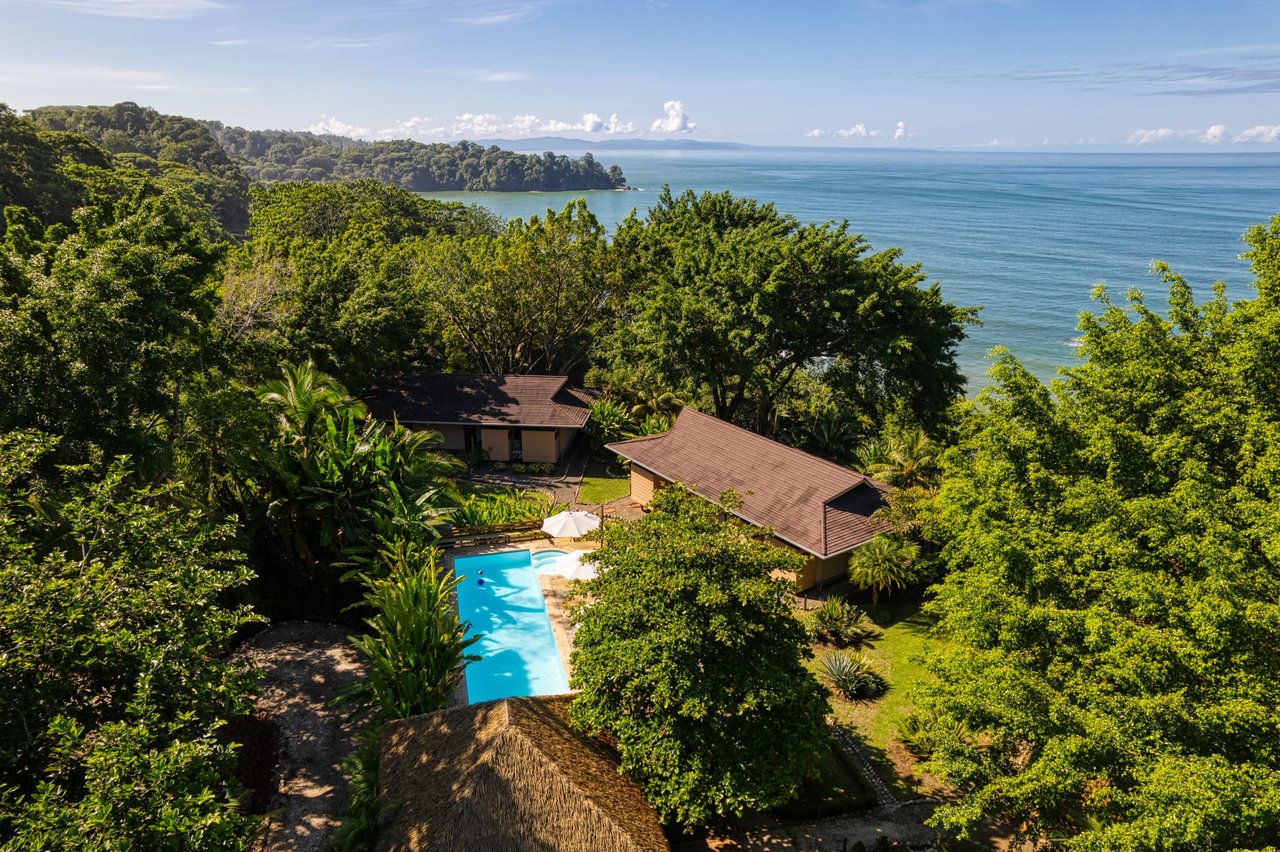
[377,695,669,852]
[607,408,891,589]
[364,373,593,463]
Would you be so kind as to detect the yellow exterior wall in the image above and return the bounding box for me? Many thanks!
[522,429,558,464]
[481,428,511,462]
[630,466,664,505]
[437,425,466,452]
[796,552,851,591]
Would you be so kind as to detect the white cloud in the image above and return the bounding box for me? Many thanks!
[835,123,878,138]
[346,109,637,141]
[33,0,220,18]
[1126,127,1187,145]
[582,112,635,133]
[1236,124,1280,143]
[650,100,695,134]
[309,115,372,138]
[1200,124,1228,144]
[804,121,910,141]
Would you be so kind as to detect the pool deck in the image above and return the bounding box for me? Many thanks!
[443,538,596,707]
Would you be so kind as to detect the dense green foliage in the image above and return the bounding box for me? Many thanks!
[451,488,560,527]
[341,541,478,722]
[222,181,499,386]
[207,123,626,191]
[246,362,461,615]
[1,155,225,469]
[603,188,976,434]
[412,199,614,374]
[913,218,1280,849]
[0,433,259,847]
[27,102,251,235]
[568,486,830,825]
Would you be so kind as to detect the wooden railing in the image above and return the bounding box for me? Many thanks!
[436,518,549,549]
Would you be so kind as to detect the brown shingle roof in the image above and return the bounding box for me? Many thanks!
[377,695,668,852]
[607,408,890,557]
[363,373,593,428]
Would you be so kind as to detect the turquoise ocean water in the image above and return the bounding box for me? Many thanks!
[424,149,1280,389]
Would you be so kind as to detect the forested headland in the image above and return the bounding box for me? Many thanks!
[2,95,1278,851]
[19,101,628,235]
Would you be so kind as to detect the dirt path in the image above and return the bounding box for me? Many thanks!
[235,622,368,852]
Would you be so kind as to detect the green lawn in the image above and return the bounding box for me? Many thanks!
[802,592,950,796]
[577,456,631,505]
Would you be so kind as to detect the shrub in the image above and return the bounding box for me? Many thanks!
[808,598,881,648]
[451,489,561,527]
[819,652,888,701]
[512,462,527,474]
[339,540,479,721]
[492,461,507,471]
[896,708,968,759]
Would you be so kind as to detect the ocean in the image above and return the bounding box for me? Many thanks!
[423,149,1280,390]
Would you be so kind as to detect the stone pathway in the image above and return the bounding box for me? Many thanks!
[829,722,901,810]
[234,622,368,852]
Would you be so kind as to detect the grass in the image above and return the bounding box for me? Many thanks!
[577,456,631,505]
[801,590,950,797]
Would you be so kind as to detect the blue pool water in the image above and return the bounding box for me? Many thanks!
[454,549,570,703]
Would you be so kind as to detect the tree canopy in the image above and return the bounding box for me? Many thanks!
[413,199,614,374]
[207,123,627,192]
[0,433,258,847]
[568,485,830,826]
[602,188,975,435]
[913,216,1280,850]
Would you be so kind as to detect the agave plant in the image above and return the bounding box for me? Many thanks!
[808,597,881,648]
[818,652,888,701]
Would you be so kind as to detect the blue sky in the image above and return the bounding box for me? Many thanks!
[2,0,1278,149]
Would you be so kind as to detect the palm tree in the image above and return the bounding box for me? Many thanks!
[847,535,920,604]
[858,427,939,489]
[852,438,891,476]
[257,359,367,441]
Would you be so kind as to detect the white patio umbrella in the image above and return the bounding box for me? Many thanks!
[548,550,599,582]
[540,510,601,539]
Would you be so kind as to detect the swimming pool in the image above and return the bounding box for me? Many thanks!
[453,549,570,703]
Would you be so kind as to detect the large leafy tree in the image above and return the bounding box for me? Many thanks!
[414,198,613,374]
[568,485,830,826]
[913,216,1280,849]
[0,433,258,848]
[0,163,223,467]
[604,188,975,433]
[219,180,498,386]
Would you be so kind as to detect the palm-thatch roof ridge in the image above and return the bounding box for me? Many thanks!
[377,694,668,852]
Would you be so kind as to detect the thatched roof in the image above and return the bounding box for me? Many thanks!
[377,695,668,852]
